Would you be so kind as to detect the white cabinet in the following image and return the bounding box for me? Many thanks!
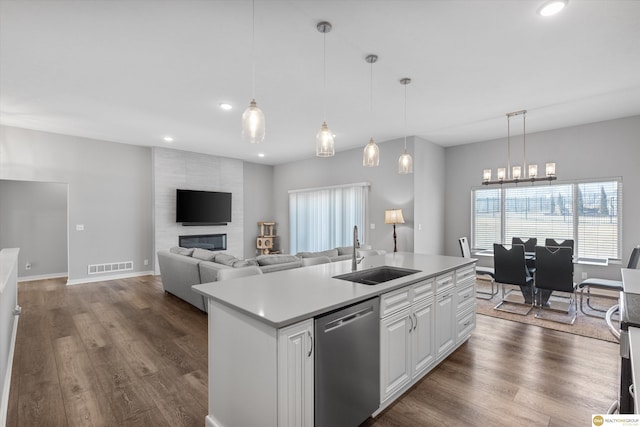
[380,308,412,401]
[277,319,314,427]
[411,298,436,378]
[435,272,456,358]
[455,265,477,344]
[380,279,435,404]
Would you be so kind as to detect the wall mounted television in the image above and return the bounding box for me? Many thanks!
[176,189,232,225]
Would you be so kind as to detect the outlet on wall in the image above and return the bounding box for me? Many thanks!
[581,272,588,279]
[25,262,31,270]
[144,259,149,266]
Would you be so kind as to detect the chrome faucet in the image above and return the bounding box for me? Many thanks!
[352,225,364,271]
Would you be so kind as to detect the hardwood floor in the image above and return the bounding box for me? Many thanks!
[7,276,619,426]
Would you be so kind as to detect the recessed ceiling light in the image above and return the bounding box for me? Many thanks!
[163,136,174,142]
[219,103,233,111]
[538,0,568,16]
[258,153,265,158]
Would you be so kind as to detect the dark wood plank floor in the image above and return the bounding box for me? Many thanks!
[7,276,619,426]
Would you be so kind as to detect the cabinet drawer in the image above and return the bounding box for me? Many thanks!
[456,283,475,313]
[456,307,476,343]
[380,287,412,318]
[435,272,455,293]
[412,279,434,303]
[456,265,476,284]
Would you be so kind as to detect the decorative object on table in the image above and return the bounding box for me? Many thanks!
[315,21,335,157]
[398,78,413,174]
[363,54,380,167]
[257,221,279,254]
[384,209,405,252]
[241,0,266,144]
[482,110,557,185]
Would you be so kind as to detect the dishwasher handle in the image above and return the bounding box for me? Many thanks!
[324,306,374,332]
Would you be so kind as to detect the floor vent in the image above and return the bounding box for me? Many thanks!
[88,261,134,275]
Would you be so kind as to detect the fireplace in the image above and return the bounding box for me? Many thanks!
[179,234,227,251]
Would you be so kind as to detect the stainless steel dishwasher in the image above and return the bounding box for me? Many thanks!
[314,296,380,427]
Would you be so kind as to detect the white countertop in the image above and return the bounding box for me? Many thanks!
[193,252,475,328]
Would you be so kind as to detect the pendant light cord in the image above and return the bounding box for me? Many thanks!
[403,82,407,150]
[323,31,327,121]
[251,0,256,99]
[507,114,511,179]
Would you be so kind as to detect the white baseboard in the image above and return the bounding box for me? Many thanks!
[0,312,20,427]
[18,272,68,283]
[66,270,155,286]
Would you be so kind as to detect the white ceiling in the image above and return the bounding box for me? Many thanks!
[1,0,639,166]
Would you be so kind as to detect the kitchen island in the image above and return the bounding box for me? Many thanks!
[193,252,476,427]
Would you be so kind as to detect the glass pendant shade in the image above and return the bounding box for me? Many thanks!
[483,169,492,182]
[512,166,522,180]
[316,121,335,157]
[242,99,265,144]
[398,149,413,174]
[528,164,538,178]
[497,168,506,181]
[363,138,379,167]
[546,162,556,177]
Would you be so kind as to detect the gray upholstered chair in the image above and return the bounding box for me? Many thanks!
[302,256,332,267]
[217,266,263,281]
[458,237,497,299]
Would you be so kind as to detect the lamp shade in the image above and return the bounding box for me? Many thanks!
[316,121,335,157]
[384,209,405,225]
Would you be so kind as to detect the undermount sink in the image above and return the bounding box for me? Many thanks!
[333,266,421,286]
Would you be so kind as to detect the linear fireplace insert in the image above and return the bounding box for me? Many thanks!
[179,234,227,251]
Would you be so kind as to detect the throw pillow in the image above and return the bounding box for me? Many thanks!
[337,246,354,256]
[192,248,216,261]
[170,246,195,256]
[256,254,300,266]
[215,253,239,267]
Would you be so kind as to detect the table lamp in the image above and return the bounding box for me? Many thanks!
[384,209,405,253]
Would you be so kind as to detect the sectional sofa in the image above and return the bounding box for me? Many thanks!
[157,246,364,311]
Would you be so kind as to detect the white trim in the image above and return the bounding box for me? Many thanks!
[18,272,68,283]
[288,181,370,194]
[0,312,19,427]
[66,270,155,286]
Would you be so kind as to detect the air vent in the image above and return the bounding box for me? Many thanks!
[88,261,133,275]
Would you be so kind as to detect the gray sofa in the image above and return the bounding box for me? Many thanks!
[157,247,302,311]
[157,245,380,312]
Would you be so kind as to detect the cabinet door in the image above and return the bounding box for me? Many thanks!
[435,290,455,358]
[380,309,412,403]
[411,298,435,379]
[277,319,314,427]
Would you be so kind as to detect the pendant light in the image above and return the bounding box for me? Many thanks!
[482,110,557,185]
[241,0,265,144]
[363,54,379,167]
[398,78,413,174]
[316,21,335,157]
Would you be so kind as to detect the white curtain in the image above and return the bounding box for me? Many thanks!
[289,183,369,254]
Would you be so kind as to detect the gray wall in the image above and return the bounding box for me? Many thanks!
[0,125,154,283]
[243,162,275,259]
[414,137,446,255]
[444,115,640,280]
[0,180,68,278]
[152,147,244,273]
[273,138,419,254]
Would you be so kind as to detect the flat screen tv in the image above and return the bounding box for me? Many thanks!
[176,189,232,225]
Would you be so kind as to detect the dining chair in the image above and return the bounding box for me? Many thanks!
[534,245,576,324]
[545,238,574,254]
[578,245,640,317]
[512,237,537,273]
[493,243,534,315]
[458,237,497,299]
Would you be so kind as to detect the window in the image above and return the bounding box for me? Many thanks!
[289,183,369,254]
[472,178,622,260]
